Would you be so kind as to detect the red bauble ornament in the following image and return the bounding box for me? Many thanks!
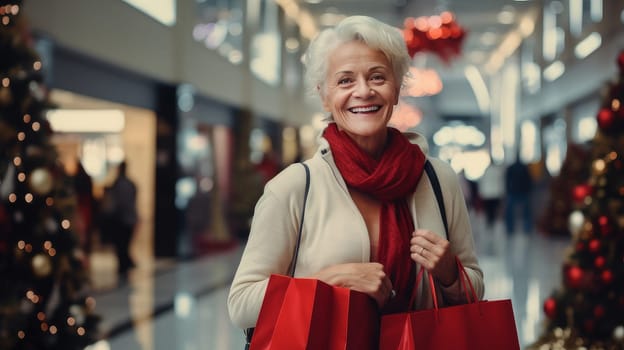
[618,50,624,71]
[566,265,584,289]
[598,216,608,226]
[598,216,612,235]
[594,305,605,318]
[597,107,615,131]
[594,256,606,268]
[575,241,586,252]
[584,319,595,333]
[543,297,557,318]
[588,239,601,253]
[572,184,592,203]
[601,269,613,284]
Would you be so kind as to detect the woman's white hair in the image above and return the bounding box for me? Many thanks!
[302,15,411,99]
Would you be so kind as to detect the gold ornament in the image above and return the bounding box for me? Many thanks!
[29,168,54,195]
[32,253,53,277]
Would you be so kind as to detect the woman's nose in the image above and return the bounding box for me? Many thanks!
[354,81,373,98]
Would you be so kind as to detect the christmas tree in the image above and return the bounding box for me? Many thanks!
[528,51,624,349]
[0,1,100,349]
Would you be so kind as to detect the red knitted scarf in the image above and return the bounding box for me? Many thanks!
[323,123,426,312]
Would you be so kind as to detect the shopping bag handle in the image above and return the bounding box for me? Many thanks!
[408,257,479,311]
[410,266,439,310]
[455,257,478,304]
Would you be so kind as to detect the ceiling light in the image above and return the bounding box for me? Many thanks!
[543,60,565,81]
[480,32,498,46]
[319,12,344,26]
[47,109,125,133]
[574,32,601,59]
[464,65,490,115]
[497,7,515,24]
[285,37,300,52]
[467,50,487,63]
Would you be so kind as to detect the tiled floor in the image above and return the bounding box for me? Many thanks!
[85,211,571,350]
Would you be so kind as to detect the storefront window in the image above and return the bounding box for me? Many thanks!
[249,0,281,86]
[193,0,245,65]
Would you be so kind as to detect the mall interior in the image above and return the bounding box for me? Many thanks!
[2,0,624,349]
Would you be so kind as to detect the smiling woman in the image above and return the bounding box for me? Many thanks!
[228,15,483,348]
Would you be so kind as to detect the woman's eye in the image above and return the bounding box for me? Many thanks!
[371,75,385,82]
[338,78,352,85]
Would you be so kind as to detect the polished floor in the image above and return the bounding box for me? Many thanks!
[84,211,571,350]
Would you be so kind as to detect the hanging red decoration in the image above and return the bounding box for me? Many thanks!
[402,11,467,63]
[617,50,624,71]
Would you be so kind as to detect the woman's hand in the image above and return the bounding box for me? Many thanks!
[410,229,458,286]
[312,262,394,308]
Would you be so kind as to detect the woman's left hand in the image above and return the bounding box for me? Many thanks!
[410,229,458,286]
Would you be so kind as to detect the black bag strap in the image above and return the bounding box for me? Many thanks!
[290,162,310,275]
[244,162,310,349]
[424,160,449,239]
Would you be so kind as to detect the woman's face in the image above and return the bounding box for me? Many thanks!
[321,40,399,142]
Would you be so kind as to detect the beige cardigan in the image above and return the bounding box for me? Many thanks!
[227,134,484,329]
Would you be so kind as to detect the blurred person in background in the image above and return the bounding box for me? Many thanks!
[71,160,96,267]
[478,158,505,231]
[228,15,484,332]
[99,160,138,277]
[504,156,534,234]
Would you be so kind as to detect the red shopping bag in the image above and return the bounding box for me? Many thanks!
[379,259,520,350]
[250,274,379,350]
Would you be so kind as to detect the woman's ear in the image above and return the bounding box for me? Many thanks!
[318,85,330,112]
[393,86,400,106]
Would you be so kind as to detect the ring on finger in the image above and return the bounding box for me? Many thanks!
[420,247,425,255]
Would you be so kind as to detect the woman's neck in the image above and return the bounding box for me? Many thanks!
[342,129,388,160]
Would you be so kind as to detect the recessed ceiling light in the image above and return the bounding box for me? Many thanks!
[497,7,515,24]
[480,32,498,46]
[304,0,323,4]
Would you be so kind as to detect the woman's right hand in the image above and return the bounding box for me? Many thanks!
[311,262,393,308]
